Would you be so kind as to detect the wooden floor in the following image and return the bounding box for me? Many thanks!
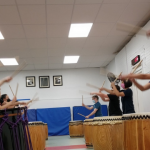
[45,135,94,150]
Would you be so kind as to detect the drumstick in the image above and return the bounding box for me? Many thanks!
[101,81,105,88]
[27,93,38,105]
[79,90,90,95]
[131,60,143,73]
[117,22,147,36]
[78,113,86,118]
[9,85,15,96]
[114,72,122,83]
[11,62,27,78]
[86,83,100,90]
[15,83,19,97]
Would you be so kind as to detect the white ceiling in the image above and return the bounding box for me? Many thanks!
[0,0,150,71]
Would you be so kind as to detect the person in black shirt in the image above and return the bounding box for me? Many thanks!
[92,85,122,116]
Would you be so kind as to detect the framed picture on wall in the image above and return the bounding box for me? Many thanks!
[39,76,50,88]
[53,75,63,86]
[26,76,36,87]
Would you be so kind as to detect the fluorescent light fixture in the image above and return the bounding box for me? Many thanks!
[64,56,80,64]
[0,58,19,65]
[69,23,93,37]
[0,32,4,40]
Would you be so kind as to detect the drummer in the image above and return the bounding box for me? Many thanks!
[92,85,122,116]
[100,80,135,114]
[121,73,150,91]
[82,95,102,118]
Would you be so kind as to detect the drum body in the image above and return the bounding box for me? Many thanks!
[44,123,48,140]
[123,113,150,150]
[69,121,84,137]
[92,116,124,150]
[0,108,27,150]
[28,121,45,150]
[83,119,93,147]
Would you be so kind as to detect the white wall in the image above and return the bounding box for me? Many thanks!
[0,68,106,119]
[106,20,150,113]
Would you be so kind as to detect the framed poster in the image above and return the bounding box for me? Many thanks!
[39,76,50,88]
[53,75,63,86]
[26,76,36,87]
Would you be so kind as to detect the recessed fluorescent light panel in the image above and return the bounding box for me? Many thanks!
[64,56,80,64]
[69,23,93,38]
[0,58,19,66]
[0,32,4,40]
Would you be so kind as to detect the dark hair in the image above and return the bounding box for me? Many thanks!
[123,80,132,88]
[1,94,7,100]
[92,95,99,101]
[115,85,120,91]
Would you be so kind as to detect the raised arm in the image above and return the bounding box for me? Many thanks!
[82,102,93,110]
[0,96,17,110]
[100,87,116,95]
[0,77,12,86]
[132,79,150,91]
[90,92,109,102]
[111,82,125,97]
[121,74,150,80]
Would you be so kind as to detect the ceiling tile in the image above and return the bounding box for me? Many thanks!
[89,62,104,67]
[19,58,34,65]
[72,4,100,23]
[104,0,130,3]
[78,55,95,63]
[93,54,115,62]
[33,57,49,64]
[84,37,104,48]
[5,66,19,71]
[18,5,46,24]
[0,6,21,24]
[76,62,90,68]
[89,23,114,37]
[16,0,45,4]
[47,24,70,37]
[23,65,35,70]
[95,4,127,23]
[66,38,86,48]
[0,0,16,5]
[102,61,110,66]
[47,5,73,24]
[64,48,83,55]
[49,56,64,63]
[0,39,28,49]
[48,38,67,49]
[119,3,150,22]
[0,25,25,39]
[27,39,47,49]
[63,64,77,68]
[24,25,46,38]
[49,63,63,69]
[35,64,49,70]
[46,0,74,4]
[30,49,48,57]
[75,0,103,4]
[81,47,99,56]
[96,46,119,55]
[48,48,65,56]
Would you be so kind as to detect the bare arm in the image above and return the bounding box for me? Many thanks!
[100,87,116,95]
[132,79,150,91]
[121,74,150,80]
[82,103,93,110]
[0,77,12,86]
[111,83,125,97]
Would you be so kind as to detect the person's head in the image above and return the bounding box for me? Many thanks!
[1,94,10,102]
[111,85,120,91]
[92,95,99,104]
[121,80,132,89]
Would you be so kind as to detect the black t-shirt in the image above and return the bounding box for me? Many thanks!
[107,94,122,116]
[121,88,135,114]
[0,99,3,106]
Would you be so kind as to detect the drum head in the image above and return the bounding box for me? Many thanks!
[84,119,93,122]
[107,72,120,84]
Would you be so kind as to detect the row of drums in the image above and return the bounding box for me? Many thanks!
[69,113,150,150]
[28,122,48,150]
